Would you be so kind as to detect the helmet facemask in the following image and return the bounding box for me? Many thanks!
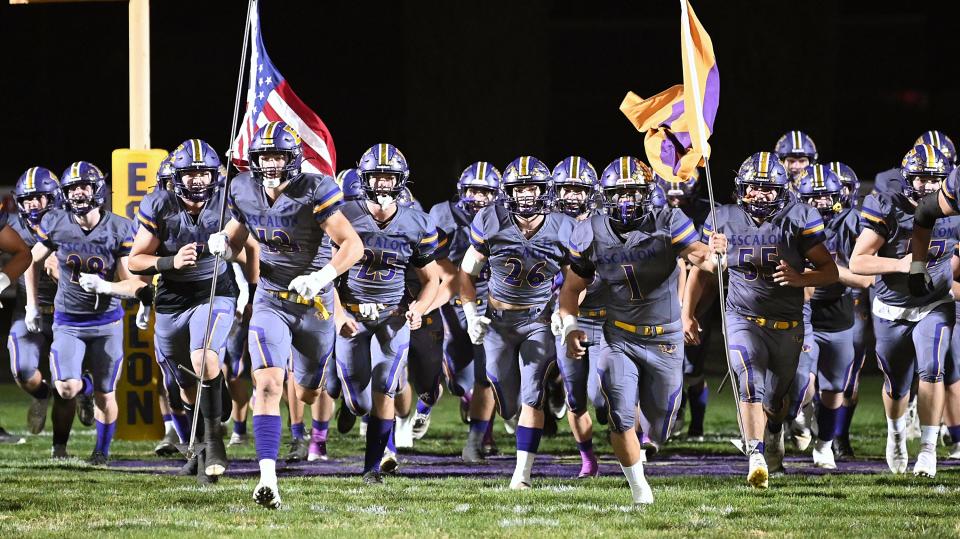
[555,185,592,217]
[604,184,650,227]
[504,181,550,217]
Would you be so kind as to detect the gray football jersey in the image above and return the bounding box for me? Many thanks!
[469,204,574,306]
[337,201,439,306]
[430,200,491,299]
[568,208,698,324]
[137,188,228,283]
[37,209,135,323]
[702,201,826,321]
[229,171,344,292]
[10,215,57,307]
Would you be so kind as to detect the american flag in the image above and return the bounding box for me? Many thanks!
[231,0,336,175]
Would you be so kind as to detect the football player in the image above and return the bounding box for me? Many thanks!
[684,152,838,488]
[458,156,575,490]
[558,156,719,504]
[129,139,238,482]
[26,161,149,464]
[333,143,440,484]
[773,130,818,185]
[208,121,363,508]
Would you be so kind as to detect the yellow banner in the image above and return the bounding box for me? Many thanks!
[111,148,167,440]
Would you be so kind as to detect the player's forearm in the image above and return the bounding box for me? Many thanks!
[427,261,458,312]
[910,226,933,264]
[838,265,873,289]
[127,253,163,274]
[799,262,839,288]
[1,245,32,284]
[107,279,148,300]
[682,265,708,320]
[558,280,585,319]
[849,254,905,276]
[412,278,440,316]
[328,234,363,275]
[458,271,478,302]
[24,262,39,308]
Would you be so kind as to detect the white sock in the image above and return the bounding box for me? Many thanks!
[512,450,535,485]
[920,425,939,446]
[619,460,649,503]
[259,459,277,484]
[163,420,175,434]
[887,414,906,434]
[816,438,833,451]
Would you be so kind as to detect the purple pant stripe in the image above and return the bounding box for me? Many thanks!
[729,344,754,401]
[384,342,410,393]
[660,385,683,442]
[248,325,275,369]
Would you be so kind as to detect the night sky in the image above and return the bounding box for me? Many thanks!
[2,0,959,209]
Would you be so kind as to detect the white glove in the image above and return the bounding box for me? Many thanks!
[25,305,41,334]
[550,311,564,337]
[0,272,10,296]
[560,314,580,344]
[358,303,385,321]
[462,301,491,345]
[79,273,113,295]
[136,304,151,330]
[288,264,337,299]
[207,232,232,259]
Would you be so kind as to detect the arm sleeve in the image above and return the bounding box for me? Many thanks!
[859,194,891,239]
[797,206,826,253]
[669,208,699,253]
[136,192,161,237]
[313,177,345,224]
[36,212,56,250]
[411,216,440,269]
[468,207,493,256]
[567,219,596,281]
[118,220,136,257]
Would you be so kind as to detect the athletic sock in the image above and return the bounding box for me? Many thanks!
[198,374,223,438]
[253,414,282,482]
[93,419,117,456]
[948,425,960,444]
[766,420,783,434]
[312,419,329,442]
[577,438,597,475]
[416,400,432,415]
[290,422,305,441]
[233,419,247,436]
[386,422,397,453]
[171,412,191,444]
[816,406,840,442]
[920,425,939,447]
[687,382,708,435]
[363,416,394,473]
[620,460,649,503]
[162,414,175,434]
[80,374,94,397]
[512,426,542,485]
[887,414,906,434]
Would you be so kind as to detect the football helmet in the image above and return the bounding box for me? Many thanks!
[501,156,553,217]
[457,161,501,214]
[358,143,410,205]
[335,168,364,201]
[248,121,303,188]
[60,161,106,215]
[915,130,956,164]
[796,165,843,223]
[827,161,860,208]
[169,139,223,203]
[14,167,60,225]
[600,156,654,226]
[735,152,790,219]
[900,144,952,201]
[552,156,598,217]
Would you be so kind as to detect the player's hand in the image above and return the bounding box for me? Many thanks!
[43,256,59,280]
[564,329,588,360]
[135,303,151,330]
[25,304,41,334]
[709,233,728,255]
[682,314,701,345]
[207,232,232,258]
[405,308,422,330]
[174,243,198,269]
[772,259,804,287]
[79,273,113,294]
[358,302,385,321]
[908,260,935,297]
[550,311,564,337]
[288,267,335,299]
[338,316,359,338]
[465,314,491,345]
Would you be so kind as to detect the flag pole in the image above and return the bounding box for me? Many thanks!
[186,0,255,459]
[678,0,747,454]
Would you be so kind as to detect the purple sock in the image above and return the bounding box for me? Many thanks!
[162,413,172,423]
[515,426,542,453]
[80,374,94,397]
[948,425,960,443]
[817,406,840,442]
[688,383,708,434]
[470,419,490,435]
[253,414,282,461]
[172,413,191,444]
[635,429,652,446]
[483,417,495,445]
[233,419,247,435]
[416,400,432,415]
[838,403,856,437]
[833,406,848,438]
[312,419,328,442]
[290,422,305,441]
[94,419,117,456]
[386,422,397,453]
[754,440,765,454]
[364,416,394,473]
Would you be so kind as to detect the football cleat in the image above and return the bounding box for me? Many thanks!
[336,403,357,434]
[196,449,219,485]
[87,450,108,466]
[947,442,960,460]
[886,428,908,474]
[504,415,518,435]
[229,432,249,447]
[285,438,308,463]
[204,436,228,476]
[747,452,769,489]
[508,478,531,490]
[362,470,384,485]
[76,389,95,427]
[764,428,786,475]
[412,411,432,440]
[253,481,282,509]
[51,444,69,459]
[27,395,49,435]
[578,455,599,479]
[380,450,399,474]
[459,396,471,424]
[833,434,855,459]
[394,414,415,449]
[154,428,180,456]
[177,455,199,476]
[812,439,837,469]
[308,430,328,462]
[462,437,485,464]
[914,443,937,478]
[630,468,655,505]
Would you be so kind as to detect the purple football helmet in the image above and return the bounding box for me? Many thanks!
[900,144,952,201]
[335,168,364,201]
[655,173,697,207]
[358,143,410,203]
[249,121,304,187]
[827,161,860,208]
[457,161,501,214]
[600,156,653,226]
[552,156,598,217]
[14,167,60,225]
[796,165,843,223]
[915,130,956,164]
[648,183,667,211]
[501,156,553,217]
[60,161,106,215]
[774,130,818,162]
[155,155,175,191]
[735,152,790,219]
[169,139,223,203]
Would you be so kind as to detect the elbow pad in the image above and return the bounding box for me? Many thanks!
[460,249,484,278]
[914,193,946,229]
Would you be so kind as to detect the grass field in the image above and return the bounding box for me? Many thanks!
[2,375,960,538]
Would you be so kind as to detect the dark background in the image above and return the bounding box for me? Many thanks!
[3,0,959,205]
[0,1,958,382]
